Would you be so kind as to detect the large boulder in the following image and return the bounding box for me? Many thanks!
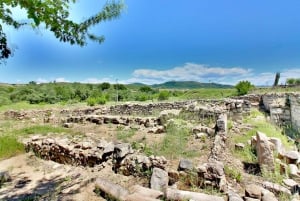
[256,131,275,171]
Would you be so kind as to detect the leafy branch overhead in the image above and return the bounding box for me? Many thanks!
[0,0,124,62]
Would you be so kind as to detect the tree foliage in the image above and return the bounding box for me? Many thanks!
[286,78,300,85]
[235,80,254,95]
[0,0,124,63]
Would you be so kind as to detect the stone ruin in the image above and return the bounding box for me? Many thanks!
[4,94,300,200]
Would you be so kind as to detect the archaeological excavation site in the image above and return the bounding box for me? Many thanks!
[1,93,300,201]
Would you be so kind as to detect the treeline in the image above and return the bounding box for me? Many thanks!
[0,82,186,106]
[286,78,300,85]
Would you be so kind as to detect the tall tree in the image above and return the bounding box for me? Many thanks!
[273,72,280,87]
[0,0,124,63]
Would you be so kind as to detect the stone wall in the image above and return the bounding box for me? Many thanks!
[290,94,300,131]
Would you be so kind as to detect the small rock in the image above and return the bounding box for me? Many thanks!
[114,143,133,159]
[261,188,278,201]
[262,181,291,196]
[195,133,207,140]
[63,122,73,128]
[178,159,193,171]
[284,151,300,164]
[244,198,260,201]
[235,143,245,150]
[283,179,299,194]
[227,190,243,201]
[0,171,11,186]
[245,184,262,199]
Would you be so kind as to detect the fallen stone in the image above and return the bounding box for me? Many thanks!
[95,178,129,201]
[166,188,224,201]
[245,184,262,200]
[129,185,163,199]
[262,181,291,196]
[227,190,243,201]
[125,193,161,201]
[178,159,193,171]
[150,168,168,193]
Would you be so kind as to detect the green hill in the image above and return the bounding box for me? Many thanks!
[151,81,232,89]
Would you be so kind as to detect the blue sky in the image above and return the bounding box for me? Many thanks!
[1,0,300,85]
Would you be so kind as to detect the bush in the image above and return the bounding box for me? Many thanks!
[87,97,97,106]
[87,96,106,106]
[158,90,170,101]
[235,80,254,95]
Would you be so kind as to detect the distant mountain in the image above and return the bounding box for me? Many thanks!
[126,83,147,87]
[151,81,233,89]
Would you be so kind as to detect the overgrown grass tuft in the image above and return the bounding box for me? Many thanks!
[0,135,24,159]
[224,165,243,182]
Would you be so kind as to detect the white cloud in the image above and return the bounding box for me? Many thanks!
[132,63,252,84]
[55,77,70,83]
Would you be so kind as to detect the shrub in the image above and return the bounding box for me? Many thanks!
[139,86,153,93]
[235,80,254,95]
[87,96,106,106]
[87,97,97,106]
[158,90,170,101]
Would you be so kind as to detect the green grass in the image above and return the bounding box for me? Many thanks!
[148,119,199,159]
[243,109,293,148]
[13,125,71,136]
[233,109,293,163]
[0,101,86,112]
[250,86,300,94]
[0,135,24,159]
[179,88,236,100]
[116,127,137,142]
